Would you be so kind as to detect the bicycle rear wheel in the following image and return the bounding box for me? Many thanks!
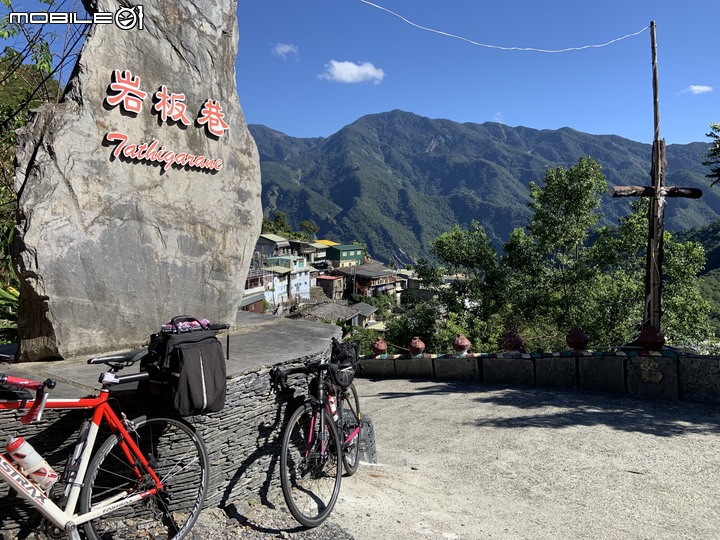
[340,383,361,476]
[280,403,342,527]
[80,416,209,540]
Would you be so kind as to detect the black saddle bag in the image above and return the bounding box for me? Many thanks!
[141,316,227,416]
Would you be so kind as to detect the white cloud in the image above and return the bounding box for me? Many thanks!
[681,85,713,95]
[272,43,299,60]
[493,112,505,124]
[318,60,385,84]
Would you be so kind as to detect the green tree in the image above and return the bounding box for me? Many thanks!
[585,200,648,346]
[0,0,87,128]
[662,234,713,345]
[703,122,720,185]
[0,4,88,329]
[384,302,442,353]
[347,326,383,356]
[299,219,320,240]
[429,220,506,317]
[391,157,712,352]
[587,199,712,347]
[402,222,508,351]
[261,210,291,235]
[504,157,606,347]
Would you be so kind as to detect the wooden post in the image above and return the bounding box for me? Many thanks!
[611,21,702,346]
[646,20,663,332]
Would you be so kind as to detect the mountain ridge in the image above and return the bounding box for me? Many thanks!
[250,110,716,264]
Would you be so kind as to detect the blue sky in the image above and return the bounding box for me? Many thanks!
[236,0,718,144]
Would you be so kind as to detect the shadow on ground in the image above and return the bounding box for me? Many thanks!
[369,378,720,438]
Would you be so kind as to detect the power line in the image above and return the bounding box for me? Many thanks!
[357,0,649,53]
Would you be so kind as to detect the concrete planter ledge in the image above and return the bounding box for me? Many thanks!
[359,349,720,405]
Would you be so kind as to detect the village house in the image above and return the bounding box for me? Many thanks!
[333,262,407,304]
[352,301,378,327]
[290,302,362,327]
[255,233,291,258]
[244,234,403,310]
[240,265,272,313]
[288,239,328,264]
[265,255,311,303]
[326,244,365,268]
[316,274,346,300]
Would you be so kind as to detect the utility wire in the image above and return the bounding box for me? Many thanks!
[357,0,649,53]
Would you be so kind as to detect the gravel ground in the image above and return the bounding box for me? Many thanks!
[190,491,354,540]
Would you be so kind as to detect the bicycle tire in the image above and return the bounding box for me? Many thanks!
[340,383,361,476]
[80,416,210,540]
[280,403,342,527]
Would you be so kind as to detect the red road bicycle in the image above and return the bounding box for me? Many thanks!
[0,351,209,540]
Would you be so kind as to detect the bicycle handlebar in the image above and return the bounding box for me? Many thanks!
[270,359,336,393]
[1,375,56,424]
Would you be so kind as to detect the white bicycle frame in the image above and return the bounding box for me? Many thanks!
[1,377,163,540]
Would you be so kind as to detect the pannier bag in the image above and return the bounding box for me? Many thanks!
[141,315,227,416]
[329,338,360,388]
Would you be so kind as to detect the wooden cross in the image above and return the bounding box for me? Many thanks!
[611,21,702,337]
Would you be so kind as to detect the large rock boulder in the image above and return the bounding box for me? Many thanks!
[13,0,262,361]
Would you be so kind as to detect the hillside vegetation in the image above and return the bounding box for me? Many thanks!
[250,110,716,265]
[675,220,720,331]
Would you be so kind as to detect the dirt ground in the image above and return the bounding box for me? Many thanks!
[328,378,720,540]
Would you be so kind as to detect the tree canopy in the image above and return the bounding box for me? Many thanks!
[704,122,720,185]
[0,3,87,289]
[383,157,713,354]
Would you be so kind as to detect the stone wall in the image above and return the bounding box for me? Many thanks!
[361,350,720,404]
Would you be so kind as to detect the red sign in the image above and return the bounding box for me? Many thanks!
[152,85,191,126]
[103,69,229,173]
[105,70,147,114]
[197,99,229,137]
[106,132,223,172]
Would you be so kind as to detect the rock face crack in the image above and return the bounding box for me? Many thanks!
[12,0,262,361]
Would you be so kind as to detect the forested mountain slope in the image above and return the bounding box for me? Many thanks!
[250,110,715,264]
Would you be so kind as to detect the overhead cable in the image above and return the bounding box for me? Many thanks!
[357,0,649,53]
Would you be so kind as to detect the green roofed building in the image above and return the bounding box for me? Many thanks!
[326,244,364,268]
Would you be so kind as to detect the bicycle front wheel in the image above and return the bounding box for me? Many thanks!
[80,416,210,540]
[280,403,342,527]
[340,383,361,476]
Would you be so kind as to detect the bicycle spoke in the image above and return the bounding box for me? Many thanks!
[80,417,209,540]
[280,405,342,527]
[340,383,361,476]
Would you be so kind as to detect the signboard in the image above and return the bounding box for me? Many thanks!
[103,69,227,172]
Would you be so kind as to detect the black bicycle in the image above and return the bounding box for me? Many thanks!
[273,340,361,527]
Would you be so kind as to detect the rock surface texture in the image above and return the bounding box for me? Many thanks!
[13,0,262,361]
